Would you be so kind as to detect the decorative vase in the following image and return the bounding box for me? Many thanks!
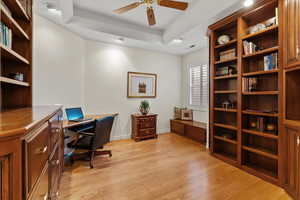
[140,107,149,115]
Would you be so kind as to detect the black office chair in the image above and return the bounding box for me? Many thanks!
[68,116,115,168]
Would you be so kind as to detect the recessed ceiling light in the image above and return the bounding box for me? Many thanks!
[172,38,183,44]
[244,0,254,7]
[116,38,125,43]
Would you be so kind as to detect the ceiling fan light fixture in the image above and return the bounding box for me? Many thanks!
[244,0,254,7]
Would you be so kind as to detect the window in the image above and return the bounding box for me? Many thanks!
[189,65,209,108]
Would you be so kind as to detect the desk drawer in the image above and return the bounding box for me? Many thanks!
[29,164,49,200]
[139,128,155,137]
[49,113,63,152]
[138,117,156,129]
[49,146,61,199]
[26,123,50,192]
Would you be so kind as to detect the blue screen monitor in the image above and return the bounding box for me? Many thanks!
[65,107,84,121]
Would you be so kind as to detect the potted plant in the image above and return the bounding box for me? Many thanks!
[139,100,150,115]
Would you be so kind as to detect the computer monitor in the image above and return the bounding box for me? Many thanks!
[65,107,84,121]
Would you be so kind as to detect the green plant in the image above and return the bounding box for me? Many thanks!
[139,100,150,115]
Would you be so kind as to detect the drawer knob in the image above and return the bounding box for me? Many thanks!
[52,160,60,165]
[36,146,48,154]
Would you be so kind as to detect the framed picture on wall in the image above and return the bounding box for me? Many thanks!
[127,72,157,98]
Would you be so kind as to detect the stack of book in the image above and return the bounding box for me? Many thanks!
[0,22,12,49]
[243,41,257,55]
[264,53,278,71]
[242,77,258,92]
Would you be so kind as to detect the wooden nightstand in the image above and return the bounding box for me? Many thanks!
[131,114,158,142]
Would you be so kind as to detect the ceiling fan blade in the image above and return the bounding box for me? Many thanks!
[147,7,156,26]
[113,2,143,14]
[158,0,188,10]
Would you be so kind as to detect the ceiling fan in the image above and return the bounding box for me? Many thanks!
[113,0,189,26]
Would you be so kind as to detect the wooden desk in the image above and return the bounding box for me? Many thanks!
[63,113,119,129]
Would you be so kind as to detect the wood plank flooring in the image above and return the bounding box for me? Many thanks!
[59,133,291,200]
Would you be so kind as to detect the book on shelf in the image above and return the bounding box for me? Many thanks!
[264,53,278,71]
[242,77,258,92]
[243,41,257,55]
[0,22,12,49]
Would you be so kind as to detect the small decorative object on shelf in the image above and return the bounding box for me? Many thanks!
[8,73,24,82]
[216,65,237,76]
[222,100,234,109]
[248,23,266,34]
[217,35,231,45]
[139,100,150,115]
[174,107,187,120]
[219,49,236,61]
[181,109,193,121]
[266,123,276,132]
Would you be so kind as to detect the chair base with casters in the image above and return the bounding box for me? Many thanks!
[67,116,115,169]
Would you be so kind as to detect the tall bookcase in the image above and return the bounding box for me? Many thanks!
[209,0,283,185]
[0,0,32,110]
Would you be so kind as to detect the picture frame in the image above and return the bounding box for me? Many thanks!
[181,109,193,121]
[127,72,157,98]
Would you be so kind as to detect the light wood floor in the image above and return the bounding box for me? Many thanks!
[59,133,291,200]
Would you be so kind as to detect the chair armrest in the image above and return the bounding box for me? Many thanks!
[78,132,95,137]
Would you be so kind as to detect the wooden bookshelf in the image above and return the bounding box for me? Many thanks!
[242,25,278,40]
[0,76,29,87]
[0,0,32,109]
[214,107,237,113]
[209,0,282,186]
[242,46,279,58]
[214,39,237,49]
[214,57,237,65]
[243,69,278,77]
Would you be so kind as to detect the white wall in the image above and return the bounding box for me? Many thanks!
[181,47,209,123]
[33,15,182,140]
[33,15,85,108]
[84,41,182,140]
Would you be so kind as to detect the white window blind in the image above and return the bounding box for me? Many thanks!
[189,65,209,108]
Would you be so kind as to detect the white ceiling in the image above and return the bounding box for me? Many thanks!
[36,0,245,55]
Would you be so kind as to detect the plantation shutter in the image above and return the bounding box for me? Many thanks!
[189,65,208,108]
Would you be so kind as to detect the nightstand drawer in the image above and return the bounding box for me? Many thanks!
[138,117,156,129]
[139,128,155,136]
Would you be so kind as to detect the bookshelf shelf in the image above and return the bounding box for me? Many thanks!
[242,46,279,58]
[214,57,237,65]
[2,0,29,21]
[242,91,279,95]
[242,110,279,117]
[214,90,237,94]
[242,25,278,40]
[1,6,29,40]
[214,123,237,131]
[242,145,278,160]
[243,129,278,140]
[214,135,237,144]
[1,44,29,64]
[0,76,29,87]
[214,108,237,112]
[243,69,279,77]
[214,39,237,49]
[214,74,238,80]
[213,152,237,163]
